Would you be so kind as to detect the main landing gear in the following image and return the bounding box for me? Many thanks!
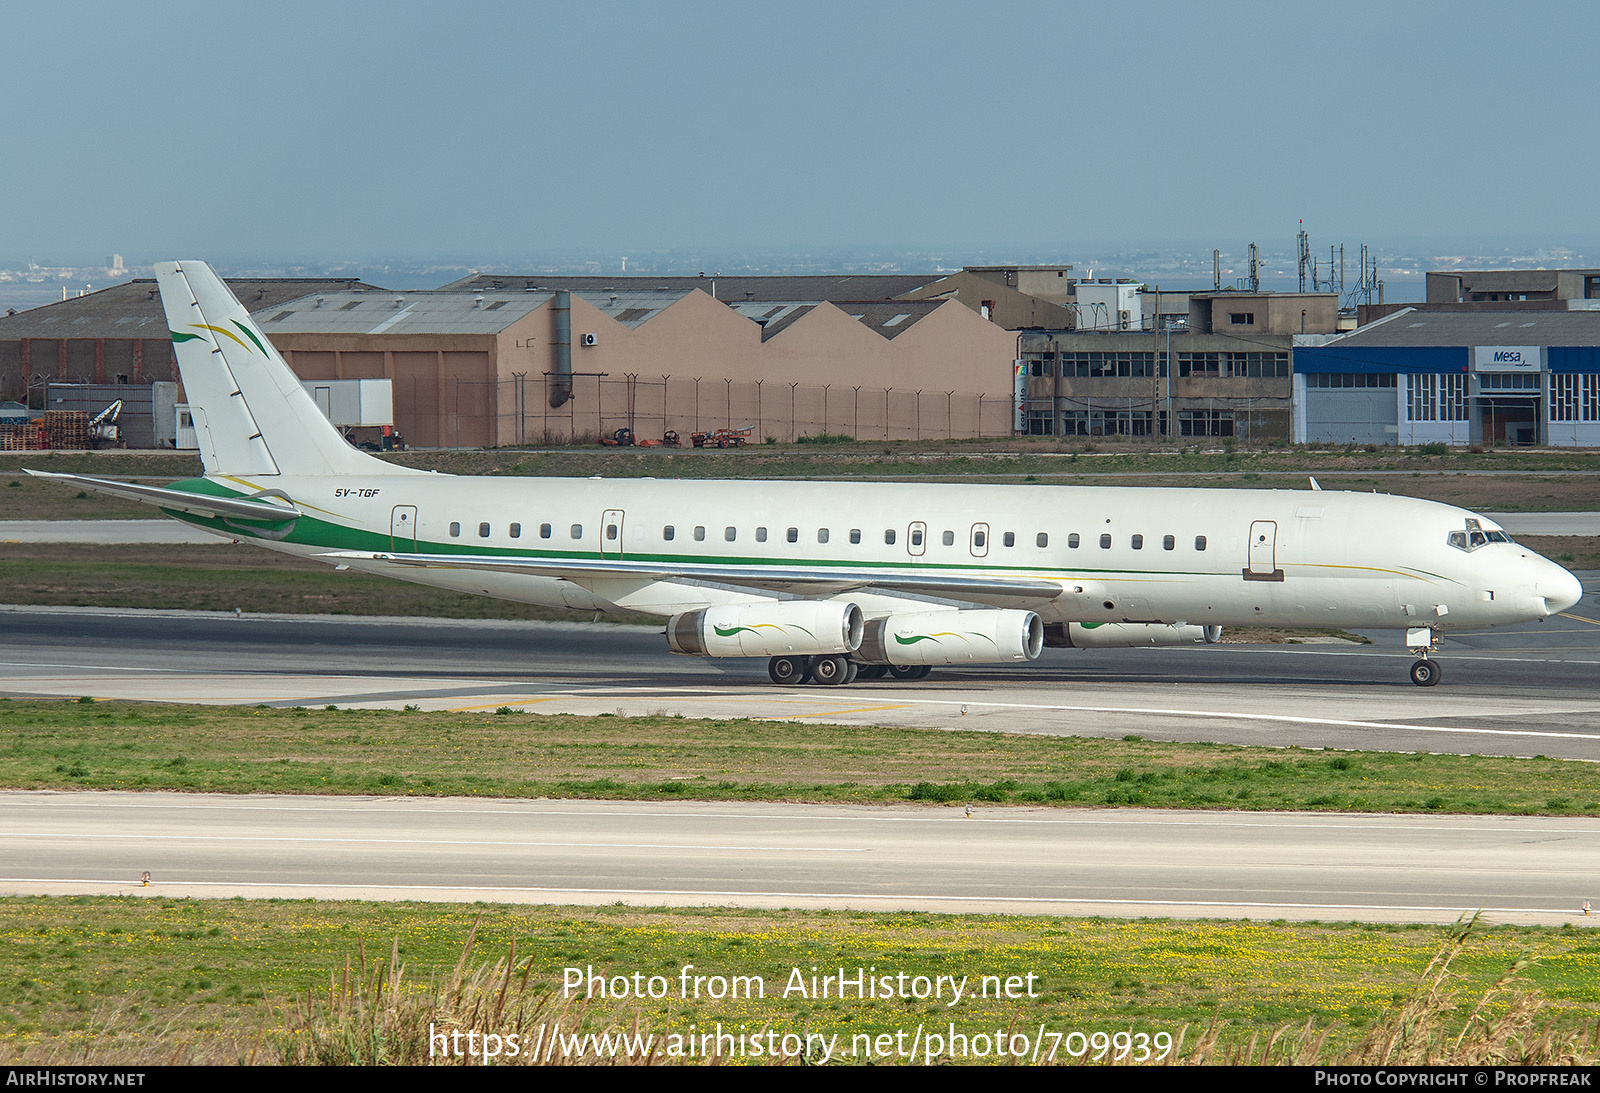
[766,655,932,686]
[1406,626,1442,687]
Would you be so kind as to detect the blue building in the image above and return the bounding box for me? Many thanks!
[1294,309,1600,447]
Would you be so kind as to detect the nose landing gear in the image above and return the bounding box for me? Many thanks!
[1406,626,1442,687]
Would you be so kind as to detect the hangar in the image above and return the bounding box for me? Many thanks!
[1293,309,1600,446]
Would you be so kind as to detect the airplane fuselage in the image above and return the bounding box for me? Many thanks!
[175,471,1572,634]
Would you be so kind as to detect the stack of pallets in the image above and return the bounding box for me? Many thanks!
[0,411,90,450]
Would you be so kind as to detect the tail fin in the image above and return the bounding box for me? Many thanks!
[156,260,386,477]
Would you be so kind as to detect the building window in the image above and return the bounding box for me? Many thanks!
[1229,312,1254,325]
[1178,409,1234,436]
[1407,373,1469,422]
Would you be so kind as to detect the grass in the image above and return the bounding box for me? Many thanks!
[5,898,1599,1064]
[3,698,1598,815]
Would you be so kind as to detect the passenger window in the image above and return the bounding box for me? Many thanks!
[973,530,986,548]
[787,527,799,543]
[540,523,552,539]
[1003,532,1015,547]
[725,527,736,542]
[606,524,619,541]
[850,529,861,544]
[663,525,675,541]
[1163,534,1175,551]
[1131,534,1143,550]
[1036,532,1048,547]
[756,527,767,542]
[1194,535,1207,551]
[942,530,955,546]
[1068,533,1079,549]
[1099,534,1111,549]
[694,526,706,541]
[509,523,521,538]
[570,524,583,539]
[479,522,491,538]
[449,522,461,538]
[818,528,830,544]
[885,529,896,545]
[911,528,924,547]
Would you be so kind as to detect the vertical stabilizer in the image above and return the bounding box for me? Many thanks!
[156,261,384,476]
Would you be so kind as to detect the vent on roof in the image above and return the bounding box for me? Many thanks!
[473,296,484,308]
[338,300,362,311]
[394,298,406,309]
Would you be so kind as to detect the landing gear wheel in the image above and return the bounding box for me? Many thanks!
[887,664,933,681]
[856,664,888,680]
[768,655,812,686]
[811,654,851,686]
[1409,659,1440,687]
[841,660,859,685]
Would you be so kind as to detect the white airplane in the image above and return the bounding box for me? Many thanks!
[30,261,1584,688]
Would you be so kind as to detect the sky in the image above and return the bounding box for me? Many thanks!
[3,0,1597,266]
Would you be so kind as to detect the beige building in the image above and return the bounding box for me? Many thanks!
[264,286,1018,446]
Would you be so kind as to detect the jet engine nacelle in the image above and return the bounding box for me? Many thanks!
[666,601,864,657]
[1043,622,1220,649]
[858,610,1044,665]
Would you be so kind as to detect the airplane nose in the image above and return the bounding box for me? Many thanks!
[1537,563,1583,615]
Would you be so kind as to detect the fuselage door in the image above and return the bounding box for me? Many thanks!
[907,521,927,557]
[390,505,417,552]
[1244,520,1284,582]
[601,509,625,559]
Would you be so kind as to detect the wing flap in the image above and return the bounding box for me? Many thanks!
[321,550,1064,602]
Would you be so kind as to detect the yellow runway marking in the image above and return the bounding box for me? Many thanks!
[761,704,913,720]
[446,697,562,712]
[1558,612,1600,627]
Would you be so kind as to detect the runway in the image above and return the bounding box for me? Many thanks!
[1,592,1598,759]
[2,791,1595,925]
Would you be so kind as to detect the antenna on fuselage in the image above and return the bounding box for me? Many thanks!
[1308,477,1322,491]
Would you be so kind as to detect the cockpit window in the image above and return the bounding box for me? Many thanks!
[1449,518,1513,553]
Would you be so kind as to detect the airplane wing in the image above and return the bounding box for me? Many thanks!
[23,470,301,523]
[320,550,1066,603]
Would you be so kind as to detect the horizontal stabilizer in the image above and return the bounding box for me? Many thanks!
[24,470,301,522]
[321,550,1064,602]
